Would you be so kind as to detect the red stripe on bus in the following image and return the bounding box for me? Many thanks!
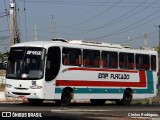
[67,68,138,73]
[56,70,146,87]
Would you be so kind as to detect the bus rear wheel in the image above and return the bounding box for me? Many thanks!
[28,99,43,106]
[60,90,72,106]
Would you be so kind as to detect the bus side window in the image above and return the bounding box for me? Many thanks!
[63,55,68,65]
[83,49,100,67]
[143,55,150,70]
[45,47,61,81]
[119,53,125,68]
[102,58,106,67]
[63,48,81,66]
[94,57,100,67]
[102,51,117,68]
[151,55,156,70]
[111,52,118,68]
[136,54,150,70]
[84,57,89,66]
[93,51,100,67]
[128,53,134,69]
[75,55,82,66]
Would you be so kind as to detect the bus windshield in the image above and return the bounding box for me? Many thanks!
[6,47,45,80]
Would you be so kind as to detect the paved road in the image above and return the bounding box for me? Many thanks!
[0,102,160,120]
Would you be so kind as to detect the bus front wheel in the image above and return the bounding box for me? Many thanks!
[121,90,132,105]
[61,90,72,106]
[116,90,132,105]
[28,99,43,106]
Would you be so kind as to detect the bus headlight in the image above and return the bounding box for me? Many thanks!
[6,84,12,88]
[30,85,42,89]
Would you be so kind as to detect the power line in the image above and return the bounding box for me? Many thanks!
[0,30,9,32]
[73,0,158,36]
[84,0,153,33]
[62,0,151,36]
[95,7,160,39]
[24,0,160,7]
[65,0,122,27]
[105,14,160,38]
[0,14,9,18]
[118,31,158,44]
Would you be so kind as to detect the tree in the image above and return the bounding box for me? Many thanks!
[156,46,160,53]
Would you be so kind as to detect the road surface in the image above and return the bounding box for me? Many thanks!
[0,102,160,120]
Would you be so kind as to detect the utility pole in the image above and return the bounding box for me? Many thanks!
[143,32,148,47]
[35,24,37,40]
[9,0,20,46]
[154,25,160,51]
[158,25,160,47]
[52,15,54,39]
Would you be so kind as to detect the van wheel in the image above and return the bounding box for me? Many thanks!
[121,90,132,105]
[28,99,43,106]
[61,90,72,106]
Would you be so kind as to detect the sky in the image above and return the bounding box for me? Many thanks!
[1,0,160,53]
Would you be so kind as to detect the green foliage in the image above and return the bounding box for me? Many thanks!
[156,46,160,52]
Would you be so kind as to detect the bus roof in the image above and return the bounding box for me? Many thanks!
[11,39,157,55]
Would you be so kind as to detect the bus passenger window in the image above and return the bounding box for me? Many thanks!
[84,57,89,66]
[93,52,100,67]
[102,51,117,68]
[63,55,68,65]
[136,54,149,70]
[112,60,117,68]
[83,50,100,67]
[119,53,134,69]
[128,63,134,69]
[151,55,156,70]
[75,55,82,66]
[94,57,100,67]
[111,52,118,68]
[102,58,106,67]
[62,48,81,66]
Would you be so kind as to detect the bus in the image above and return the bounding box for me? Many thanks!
[5,39,159,106]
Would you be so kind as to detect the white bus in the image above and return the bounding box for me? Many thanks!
[5,39,159,105]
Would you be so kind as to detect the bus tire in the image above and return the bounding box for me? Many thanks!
[121,90,132,105]
[90,99,106,105]
[28,99,43,106]
[60,90,72,106]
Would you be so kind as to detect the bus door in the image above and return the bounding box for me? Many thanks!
[44,47,61,99]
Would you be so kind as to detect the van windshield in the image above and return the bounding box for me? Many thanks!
[6,47,45,80]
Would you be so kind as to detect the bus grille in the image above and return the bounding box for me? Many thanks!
[12,92,30,95]
[14,87,29,90]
